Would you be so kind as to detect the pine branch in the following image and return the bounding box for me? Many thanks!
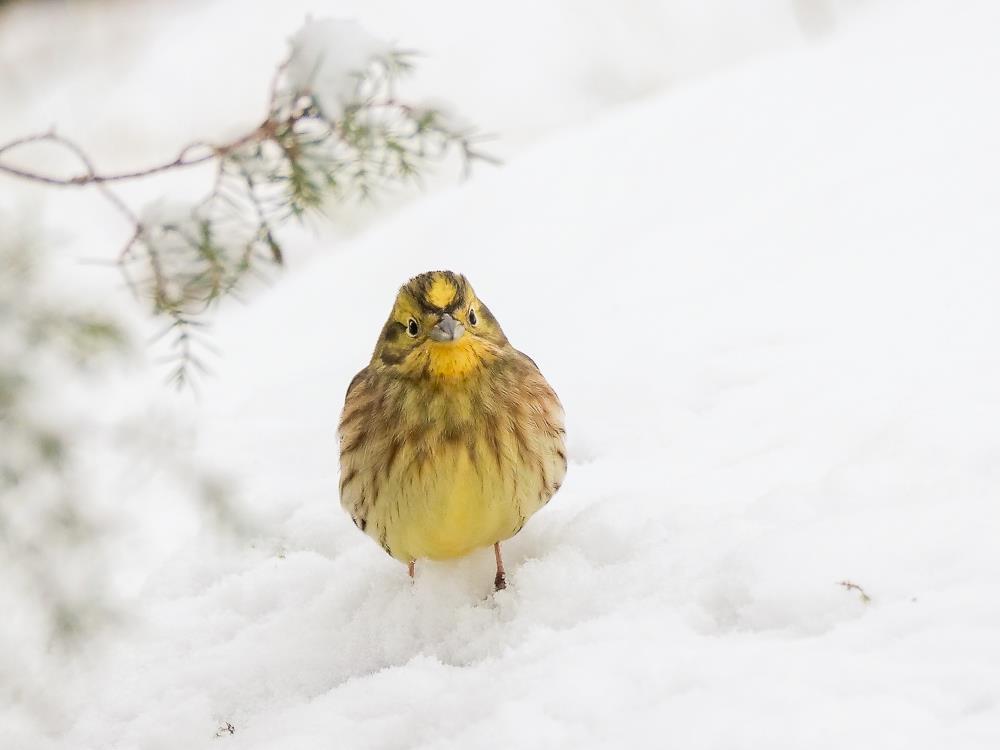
[0,31,496,388]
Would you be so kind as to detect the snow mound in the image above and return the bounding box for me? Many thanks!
[285,18,393,120]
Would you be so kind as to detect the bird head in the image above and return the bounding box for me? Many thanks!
[372,271,509,379]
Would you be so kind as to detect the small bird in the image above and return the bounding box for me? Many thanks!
[339,271,566,590]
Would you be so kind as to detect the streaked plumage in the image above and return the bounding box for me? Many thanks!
[338,271,566,589]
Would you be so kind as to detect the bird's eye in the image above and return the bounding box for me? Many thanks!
[468,308,478,326]
[407,318,419,337]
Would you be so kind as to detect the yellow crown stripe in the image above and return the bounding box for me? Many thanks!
[426,274,458,309]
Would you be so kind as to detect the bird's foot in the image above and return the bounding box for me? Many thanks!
[494,571,507,591]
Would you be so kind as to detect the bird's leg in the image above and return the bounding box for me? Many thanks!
[408,560,415,580]
[493,542,507,591]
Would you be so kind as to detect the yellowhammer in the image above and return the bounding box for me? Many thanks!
[339,271,566,590]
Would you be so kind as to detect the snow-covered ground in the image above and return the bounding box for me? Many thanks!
[4,0,1000,748]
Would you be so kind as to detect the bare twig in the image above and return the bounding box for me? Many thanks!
[0,129,268,187]
[0,130,138,223]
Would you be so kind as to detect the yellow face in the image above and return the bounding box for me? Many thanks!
[372,271,509,379]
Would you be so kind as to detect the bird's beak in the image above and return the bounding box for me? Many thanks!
[428,312,465,343]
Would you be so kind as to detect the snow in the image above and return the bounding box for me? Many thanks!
[4,0,1000,748]
[284,19,392,120]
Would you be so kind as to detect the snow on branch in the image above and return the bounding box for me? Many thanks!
[0,18,497,387]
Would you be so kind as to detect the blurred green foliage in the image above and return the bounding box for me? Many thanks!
[0,233,128,644]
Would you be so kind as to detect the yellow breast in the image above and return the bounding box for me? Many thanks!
[339,353,567,564]
[385,440,523,560]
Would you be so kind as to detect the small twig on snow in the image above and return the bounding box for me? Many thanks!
[837,580,872,604]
